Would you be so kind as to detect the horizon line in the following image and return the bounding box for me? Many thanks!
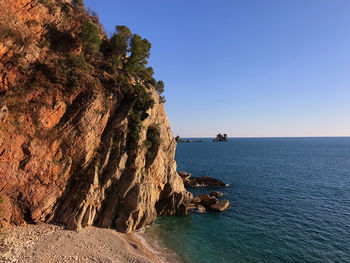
[176,136,350,139]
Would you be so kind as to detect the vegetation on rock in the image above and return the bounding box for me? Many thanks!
[0,0,185,233]
[79,21,101,52]
[144,124,161,167]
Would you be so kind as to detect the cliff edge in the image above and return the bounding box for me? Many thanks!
[0,0,191,233]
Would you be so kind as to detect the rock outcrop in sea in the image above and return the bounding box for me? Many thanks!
[213,133,228,142]
[175,136,202,143]
[178,171,230,212]
[0,0,192,233]
[178,171,227,187]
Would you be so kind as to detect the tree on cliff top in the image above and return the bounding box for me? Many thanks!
[125,34,151,74]
[72,0,84,6]
[156,80,164,94]
[116,25,132,39]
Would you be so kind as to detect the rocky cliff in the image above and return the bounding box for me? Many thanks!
[0,0,191,233]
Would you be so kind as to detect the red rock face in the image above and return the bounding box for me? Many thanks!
[0,0,191,232]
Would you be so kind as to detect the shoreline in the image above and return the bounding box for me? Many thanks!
[0,223,164,263]
[135,226,185,263]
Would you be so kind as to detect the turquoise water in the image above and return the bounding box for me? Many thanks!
[144,137,350,263]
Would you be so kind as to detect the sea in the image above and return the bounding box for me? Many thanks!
[142,137,350,263]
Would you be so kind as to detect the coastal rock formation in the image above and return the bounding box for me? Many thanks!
[194,194,229,212]
[213,133,228,142]
[196,204,205,213]
[198,194,218,207]
[178,171,191,180]
[179,172,229,212]
[210,191,223,198]
[182,174,227,188]
[210,200,229,212]
[0,0,191,233]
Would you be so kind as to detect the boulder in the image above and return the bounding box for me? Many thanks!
[201,176,226,187]
[199,194,218,207]
[210,191,223,198]
[210,200,229,212]
[192,197,201,204]
[196,204,206,213]
[188,203,197,210]
[178,171,191,180]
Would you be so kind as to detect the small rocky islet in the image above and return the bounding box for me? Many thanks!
[175,133,228,143]
[213,133,228,142]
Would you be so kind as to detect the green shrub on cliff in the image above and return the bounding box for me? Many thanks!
[126,85,155,147]
[57,53,91,88]
[132,85,154,113]
[79,21,101,52]
[144,124,161,167]
[127,110,143,144]
[145,124,161,148]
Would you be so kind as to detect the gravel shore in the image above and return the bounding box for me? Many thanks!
[0,224,162,263]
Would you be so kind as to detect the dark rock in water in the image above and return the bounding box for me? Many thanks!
[192,197,202,204]
[175,137,203,143]
[210,200,229,211]
[177,203,189,216]
[210,191,223,198]
[213,133,228,142]
[199,194,218,207]
[183,175,226,188]
[201,176,227,187]
[178,171,191,180]
[175,135,184,143]
[188,203,197,210]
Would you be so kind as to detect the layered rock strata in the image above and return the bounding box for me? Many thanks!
[0,0,191,233]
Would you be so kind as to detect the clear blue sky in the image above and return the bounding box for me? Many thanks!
[85,0,350,137]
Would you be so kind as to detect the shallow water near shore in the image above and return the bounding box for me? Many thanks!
[144,137,350,263]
